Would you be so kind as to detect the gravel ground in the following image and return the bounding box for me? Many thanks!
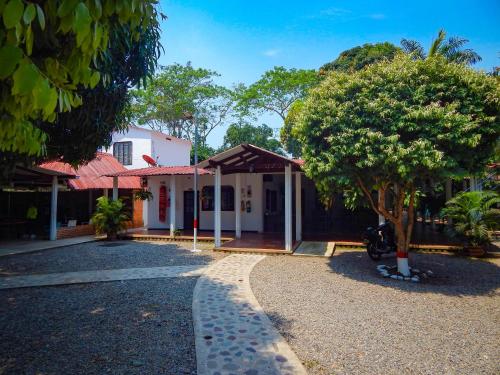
[0,277,198,375]
[0,240,225,276]
[251,249,500,375]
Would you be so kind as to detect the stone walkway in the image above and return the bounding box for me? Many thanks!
[193,254,307,375]
[0,235,102,257]
[0,265,206,289]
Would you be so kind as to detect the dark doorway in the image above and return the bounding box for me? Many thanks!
[183,191,199,230]
[264,188,282,232]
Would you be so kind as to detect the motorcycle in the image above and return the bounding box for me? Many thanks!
[363,222,397,260]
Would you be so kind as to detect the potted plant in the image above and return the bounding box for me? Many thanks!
[441,191,500,256]
[134,189,153,201]
[91,197,130,240]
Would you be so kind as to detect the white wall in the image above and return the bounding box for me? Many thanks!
[151,132,191,167]
[145,173,263,232]
[105,127,152,169]
[105,127,192,169]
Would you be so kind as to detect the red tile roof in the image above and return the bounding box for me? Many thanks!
[105,165,212,177]
[40,153,141,190]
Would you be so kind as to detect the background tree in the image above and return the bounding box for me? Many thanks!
[221,119,283,154]
[320,42,400,73]
[237,66,319,121]
[128,62,234,145]
[280,100,304,157]
[401,29,481,65]
[297,54,499,276]
[0,0,161,157]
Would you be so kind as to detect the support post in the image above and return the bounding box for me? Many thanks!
[50,176,58,241]
[235,173,241,239]
[88,189,93,217]
[378,189,385,225]
[214,166,222,247]
[445,179,452,201]
[103,188,108,198]
[170,176,176,236]
[112,177,118,200]
[285,164,292,251]
[295,172,302,241]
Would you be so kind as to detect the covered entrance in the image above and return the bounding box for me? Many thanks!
[198,144,304,252]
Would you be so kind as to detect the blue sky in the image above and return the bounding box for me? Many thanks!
[157,0,500,148]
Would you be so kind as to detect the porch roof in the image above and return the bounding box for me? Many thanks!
[40,152,141,190]
[105,165,212,177]
[197,144,304,174]
[7,165,76,187]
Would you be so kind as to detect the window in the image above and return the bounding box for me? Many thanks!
[201,186,234,211]
[113,141,132,165]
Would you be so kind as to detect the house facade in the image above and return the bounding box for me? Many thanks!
[108,144,377,251]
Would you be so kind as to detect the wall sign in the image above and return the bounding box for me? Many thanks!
[159,185,167,222]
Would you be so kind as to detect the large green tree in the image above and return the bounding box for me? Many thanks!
[127,63,234,146]
[221,120,283,155]
[401,29,481,65]
[237,66,319,121]
[320,42,400,73]
[297,54,499,276]
[0,0,161,158]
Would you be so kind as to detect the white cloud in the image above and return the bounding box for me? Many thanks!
[263,49,280,57]
[309,8,386,21]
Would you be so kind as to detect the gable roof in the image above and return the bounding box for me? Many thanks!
[128,125,192,146]
[197,144,303,174]
[40,152,141,190]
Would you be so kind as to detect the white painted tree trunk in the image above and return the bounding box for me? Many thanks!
[397,256,410,276]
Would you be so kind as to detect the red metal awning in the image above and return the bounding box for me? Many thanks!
[105,165,212,177]
[40,152,141,190]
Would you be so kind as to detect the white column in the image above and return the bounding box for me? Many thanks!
[214,166,222,247]
[285,164,292,251]
[50,176,58,241]
[235,173,241,239]
[378,189,385,225]
[295,172,302,241]
[103,188,108,198]
[112,176,118,200]
[169,176,176,236]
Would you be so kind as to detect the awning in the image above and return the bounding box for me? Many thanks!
[105,165,212,177]
[40,152,141,190]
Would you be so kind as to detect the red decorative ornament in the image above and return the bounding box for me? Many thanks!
[159,186,167,222]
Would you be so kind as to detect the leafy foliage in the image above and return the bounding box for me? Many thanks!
[221,120,283,155]
[280,100,304,157]
[133,189,153,201]
[320,42,400,73]
[127,63,234,145]
[91,196,129,239]
[401,29,481,65]
[0,0,161,157]
[441,191,500,247]
[298,54,499,257]
[236,66,319,121]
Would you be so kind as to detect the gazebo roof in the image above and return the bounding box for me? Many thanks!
[197,144,303,174]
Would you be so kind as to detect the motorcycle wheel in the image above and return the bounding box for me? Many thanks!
[367,243,382,261]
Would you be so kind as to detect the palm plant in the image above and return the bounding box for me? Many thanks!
[441,191,500,248]
[91,197,130,240]
[401,29,482,65]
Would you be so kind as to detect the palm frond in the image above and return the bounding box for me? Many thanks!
[429,29,446,57]
[400,39,426,59]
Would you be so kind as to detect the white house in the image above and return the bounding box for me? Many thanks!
[107,144,377,252]
[104,126,192,169]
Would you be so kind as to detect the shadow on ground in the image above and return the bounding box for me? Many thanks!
[0,240,221,276]
[329,249,500,296]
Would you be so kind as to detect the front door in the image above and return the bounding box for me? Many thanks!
[183,191,199,230]
[264,188,282,232]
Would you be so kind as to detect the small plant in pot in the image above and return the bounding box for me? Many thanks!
[441,191,500,257]
[134,189,153,201]
[91,197,130,240]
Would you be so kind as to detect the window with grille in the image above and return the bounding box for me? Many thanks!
[113,142,132,165]
[201,186,234,211]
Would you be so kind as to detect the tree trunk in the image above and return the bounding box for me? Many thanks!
[357,178,416,277]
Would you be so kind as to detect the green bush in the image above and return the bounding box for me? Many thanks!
[91,197,129,240]
[441,191,500,247]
